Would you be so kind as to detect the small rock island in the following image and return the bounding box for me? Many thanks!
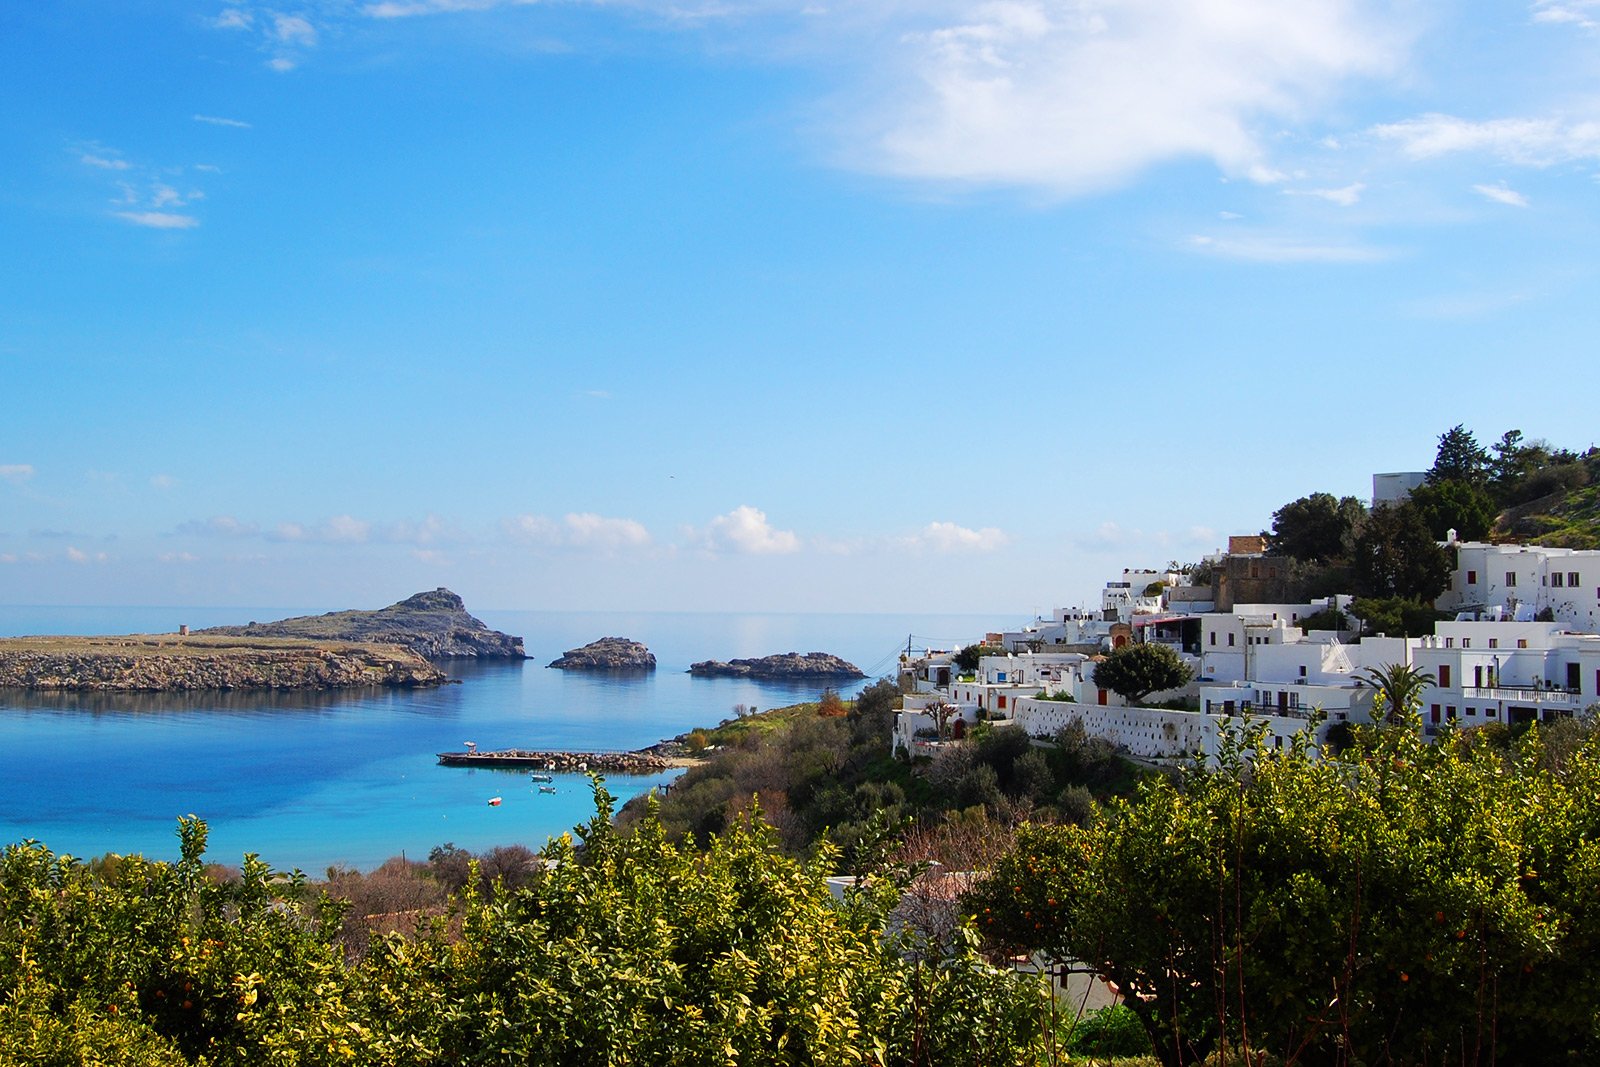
[688,652,865,680]
[547,637,656,671]
[198,588,525,659]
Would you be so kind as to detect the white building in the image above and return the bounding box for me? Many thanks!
[1373,471,1426,506]
[1443,541,1600,633]
[1410,620,1600,732]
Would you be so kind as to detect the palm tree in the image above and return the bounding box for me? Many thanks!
[1359,662,1436,724]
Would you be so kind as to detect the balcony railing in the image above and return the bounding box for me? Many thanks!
[1459,686,1579,705]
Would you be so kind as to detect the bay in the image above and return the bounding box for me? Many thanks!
[0,607,994,872]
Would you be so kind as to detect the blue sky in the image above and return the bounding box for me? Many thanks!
[2,0,1598,616]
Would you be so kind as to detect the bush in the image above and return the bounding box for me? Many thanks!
[1066,1003,1153,1058]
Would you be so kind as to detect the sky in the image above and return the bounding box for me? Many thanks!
[2,0,1598,617]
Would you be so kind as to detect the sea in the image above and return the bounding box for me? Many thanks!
[0,607,998,873]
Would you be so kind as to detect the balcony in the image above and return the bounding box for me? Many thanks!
[1459,686,1580,707]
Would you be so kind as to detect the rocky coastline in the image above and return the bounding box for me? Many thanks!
[547,637,656,671]
[688,651,865,680]
[198,588,524,659]
[436,747,681,774]
[0,635,447,692]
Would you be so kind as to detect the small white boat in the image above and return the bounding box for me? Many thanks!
[530,773,553,783]
[538,785,557,794]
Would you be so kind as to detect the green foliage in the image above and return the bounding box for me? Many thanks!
[0,788,1064,1067]
[1351,501,1451,602]
[1358,661,1435,723]
[968,720,1600,1065]
[1066,1004,1153,1058]
[1349,595,1448,637]
[1294,605,1350,632]
[1091,643,1193,705]
[1409,476,1498,540]
[1264,492,1366,563]
[954,644,1007,673]
[1429,423,1491,486]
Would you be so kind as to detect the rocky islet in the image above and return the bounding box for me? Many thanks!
[546,637,657,671]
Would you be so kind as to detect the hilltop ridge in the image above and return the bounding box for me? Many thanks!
[199,588,525,659]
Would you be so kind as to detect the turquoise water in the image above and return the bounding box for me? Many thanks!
[0,608,993,872]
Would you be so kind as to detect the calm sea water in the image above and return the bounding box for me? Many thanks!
[0,607,995,872]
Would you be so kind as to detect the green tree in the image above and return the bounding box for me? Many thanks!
[1408,477,1498,540]
[1351,501,1451,602]
[1358,661,1435,723]
[1428,423,1490,486]
[967,721,1600,1066]
[953,643,1006,674]
[1264,492,1366,562]
[1349,595,1447,638]
[1091,642,1193,705]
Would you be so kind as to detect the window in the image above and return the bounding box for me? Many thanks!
[1489,638,1499,649]
[1447,706,1456,719]
[1209,632,1216,646]
[1467,570,1477,584]
[1445,637,1454,648]
[1463,638,1470,648]
[1299,664,1307,677]
[1570,572,1580,587]
[1552,573,1564,588]
[1228,633,1235,647]
[1507,572,1517,587]
[1439,664,1451,688]
[1517,639,1528,649]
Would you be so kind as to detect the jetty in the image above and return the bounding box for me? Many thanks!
[436,747,676,774]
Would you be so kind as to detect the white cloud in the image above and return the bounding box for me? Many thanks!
[65,546,109,565]
[1533,0,1600,30]
[150,473,178,490]
[1186,232,1392,263]
[212,7,254,30]
[1473,181,1530,207]
[504,512,653,552]
[364,0,531,15]
[159,551,200,564]
[179,514,259,537]
[273,13,318,44]
[1372,113,1600,165]
[114,211,201,229]
[901,521,1009,553]
[193,114,253,129]
[0,464,34,484]
[80,153,130,170]
[861,0,1407,195]
[1289,181,1365,206]
[0,554,16,565]
[697,505,800,555]
[268,56,298,72]
[271,515,372,544]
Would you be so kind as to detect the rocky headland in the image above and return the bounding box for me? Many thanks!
[198,588,524,659]
[547,637,656,671]
[688,652,865,680]
[0,635,447,692]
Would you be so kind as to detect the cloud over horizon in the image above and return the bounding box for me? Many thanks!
[694,505,801,555]
[505,512,653,552]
